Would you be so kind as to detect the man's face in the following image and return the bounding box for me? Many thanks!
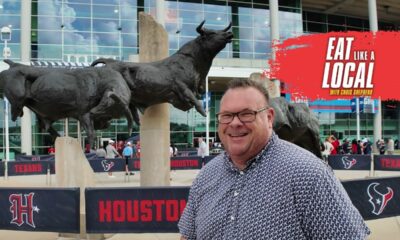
[218,87,274,162]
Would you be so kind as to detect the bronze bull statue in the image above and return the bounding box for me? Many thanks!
[91,20,233,117]
[271,97,322,158]
[0,60,137,147]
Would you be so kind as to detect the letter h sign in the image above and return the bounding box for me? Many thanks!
[9,193,36,228]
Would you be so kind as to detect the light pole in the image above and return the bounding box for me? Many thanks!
[1,26,11,179]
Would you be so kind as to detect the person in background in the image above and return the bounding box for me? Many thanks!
[341,138,350,154]
[357,140,363,154]
[84,143,92,153]
[105,139,120,177]
[376,139,386,155]
[387,137,395,155]
[197,137,208,165]
[135,140,141,158]
[322,137,334,161]
[178,78,369,240]
[122,142,134,175]
[117,140,125,156]
[170,142,178,157]
[362,138,372,155]
[95,144,106,158]
[329,135,339,155]
[351,139,358,154]
[48,145,55,155]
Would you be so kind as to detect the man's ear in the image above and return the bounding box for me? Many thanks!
[267,107,275,127]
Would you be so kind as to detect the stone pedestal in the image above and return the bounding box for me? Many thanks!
[55,137,103,239]
[139,13,170,187]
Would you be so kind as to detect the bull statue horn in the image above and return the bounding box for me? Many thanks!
[223,22,232,32]
[196,20,206,34]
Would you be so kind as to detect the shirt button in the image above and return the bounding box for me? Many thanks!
[234,191,239,197]
[230,216,235,221]
[239,171,244,175]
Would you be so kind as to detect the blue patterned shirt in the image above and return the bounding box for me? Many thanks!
[178,133,370,240]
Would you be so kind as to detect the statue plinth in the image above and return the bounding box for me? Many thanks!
[55,137,103,239]
[139,13,170,186]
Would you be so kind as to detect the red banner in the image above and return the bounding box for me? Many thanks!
[267,31,400,100]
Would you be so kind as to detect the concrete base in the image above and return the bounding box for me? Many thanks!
[140,104,170,186]
[55,137,103,239]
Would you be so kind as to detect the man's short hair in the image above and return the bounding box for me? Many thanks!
[226,78,270,103]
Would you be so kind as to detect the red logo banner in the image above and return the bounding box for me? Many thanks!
[267,31,400,100]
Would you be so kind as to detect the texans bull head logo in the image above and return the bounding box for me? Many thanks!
[341,156,357,169]
[367,183,394,215]
[101,160,114,171]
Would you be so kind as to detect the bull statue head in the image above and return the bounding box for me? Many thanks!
[177,21,233,97]
[367,182,394,215]
[195,20,233,57]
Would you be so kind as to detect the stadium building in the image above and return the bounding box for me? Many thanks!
[0,0,399,156]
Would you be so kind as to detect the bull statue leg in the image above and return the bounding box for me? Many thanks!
[174,81,206,117]
[90,90,134,135]
[38,117,60,143]
[109,92,134,135]
[10,104,24,121]
[4,89,25,121]
[79,113,96,148]
[129,103,140,126]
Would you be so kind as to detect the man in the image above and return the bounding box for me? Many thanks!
[197,137,208,166]
[170,142,178,157]
[178,79,369,240]
[387,137,395,155]
[197,137,208,158]
[95,144,106,158]
[122,142,135,175]
[322,137,334,161]
[341,138,350,154]
[329,135,339,155]
[362,138,372,155]
[377,139,386,155]
[105,139,120,178]
[135,140,141,158]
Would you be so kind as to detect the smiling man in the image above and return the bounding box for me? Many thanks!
[178,78,369,240]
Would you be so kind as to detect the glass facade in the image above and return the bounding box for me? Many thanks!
[31,0,139,61]
[303,11,396,33]
[0,0,303,61]
[0,0,398,157]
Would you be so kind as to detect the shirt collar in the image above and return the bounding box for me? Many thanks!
[223,132,278,173]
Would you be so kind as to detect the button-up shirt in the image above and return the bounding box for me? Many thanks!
[178,133,369,240]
